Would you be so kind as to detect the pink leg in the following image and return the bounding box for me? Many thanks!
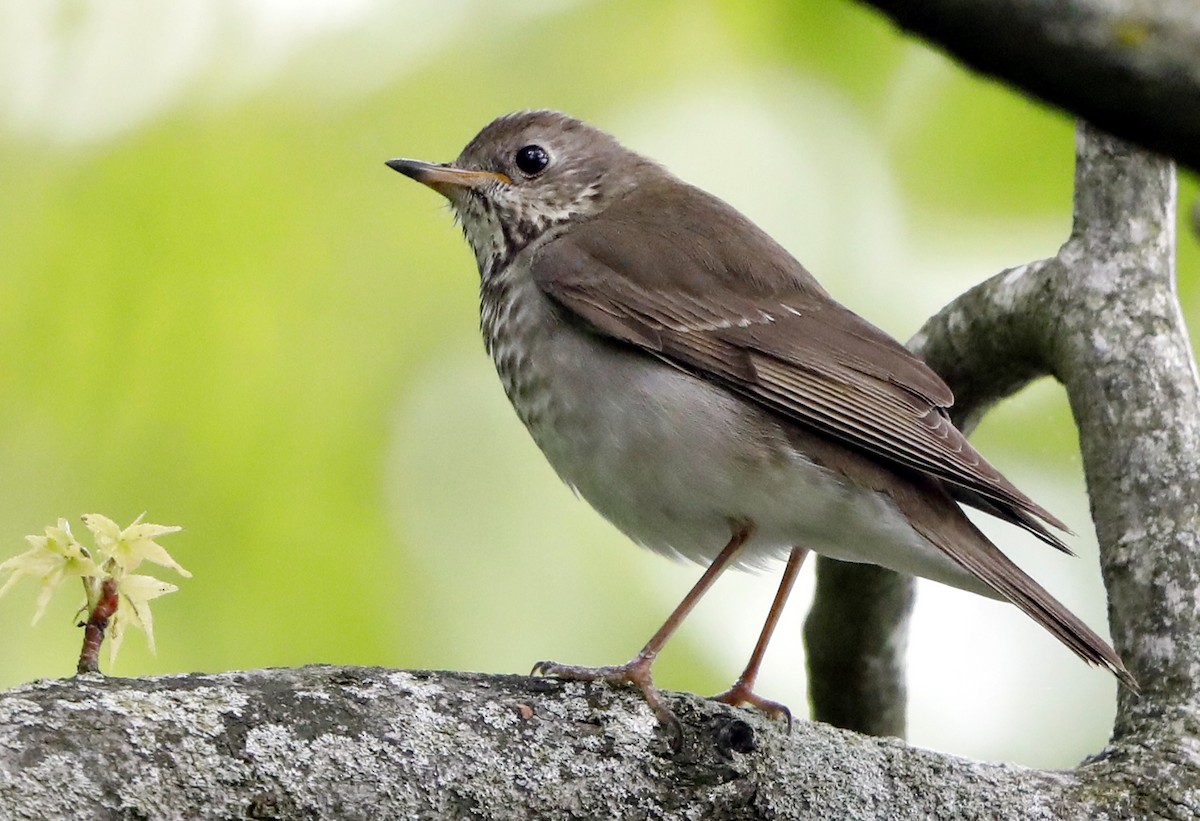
[533,524,755,728]
[711,545,809,726]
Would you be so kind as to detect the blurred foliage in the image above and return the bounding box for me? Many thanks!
[0,0,1196,770]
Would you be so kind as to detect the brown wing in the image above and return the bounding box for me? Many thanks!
[528,186,1070,550]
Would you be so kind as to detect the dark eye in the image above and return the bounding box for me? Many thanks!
[514,144,550,176]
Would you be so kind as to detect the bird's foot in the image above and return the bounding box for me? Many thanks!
[710,680,793,729]
[532,654,679,731]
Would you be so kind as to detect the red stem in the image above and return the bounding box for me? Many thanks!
[76,577,119,675]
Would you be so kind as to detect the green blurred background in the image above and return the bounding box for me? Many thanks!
[1,0,1196,768]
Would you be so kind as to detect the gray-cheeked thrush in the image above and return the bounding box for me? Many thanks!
[387,110,1135,729]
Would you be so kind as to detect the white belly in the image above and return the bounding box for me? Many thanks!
[482,269,996,597]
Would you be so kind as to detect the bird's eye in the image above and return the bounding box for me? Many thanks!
[514,145,550,176]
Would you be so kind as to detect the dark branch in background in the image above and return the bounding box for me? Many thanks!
[802,254,1035,738]
[857,0,1200,175]
[803,561,912,737]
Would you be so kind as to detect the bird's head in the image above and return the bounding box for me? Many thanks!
[388,110,656,275]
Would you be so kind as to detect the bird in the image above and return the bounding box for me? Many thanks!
[385,109,1135,729]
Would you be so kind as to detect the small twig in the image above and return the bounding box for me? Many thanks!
[76,577,118,675]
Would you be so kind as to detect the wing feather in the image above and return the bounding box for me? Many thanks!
[532,215,1070,550]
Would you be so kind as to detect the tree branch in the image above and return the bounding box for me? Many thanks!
[856,0,1200,175]
[803,253,1046,737]
[911,126,1198,741]
[803,560,912,737]
[806,122,1195,751]
[810,0,1200,737]
[1,665,1194,820]
[1055,125,1200,745]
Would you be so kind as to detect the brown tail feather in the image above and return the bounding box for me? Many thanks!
[948,486,1076,556]
[902,487,1137,691]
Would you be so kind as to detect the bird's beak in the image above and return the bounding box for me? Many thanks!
[385,158,511,198]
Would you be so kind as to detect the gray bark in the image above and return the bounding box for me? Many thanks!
[803,116,1199,811]
[805,118,1194,746]
[856,0,1200,174]
[807,0,1200,733]
[0,665,1192,820]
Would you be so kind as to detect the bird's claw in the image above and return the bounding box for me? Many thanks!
[531,656,681,734]
[711,682,793,731]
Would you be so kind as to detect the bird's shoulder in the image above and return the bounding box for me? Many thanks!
[544,176,827,296]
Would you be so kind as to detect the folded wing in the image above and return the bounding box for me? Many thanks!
[528,189,1070,551]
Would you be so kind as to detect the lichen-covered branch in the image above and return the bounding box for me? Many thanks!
[857,0,1200,175]
[814,0,1200,731]
[908,257,1055,436]
[911,127,1199,745]
[1,665,1189,821]
[1053,125,1200,746]
[806,122,1196,763]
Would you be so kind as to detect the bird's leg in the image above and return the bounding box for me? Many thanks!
[711,545,809,726]
[532,523,755,729]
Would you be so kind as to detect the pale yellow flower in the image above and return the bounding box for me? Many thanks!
[82,513,189,578]
[0,519,102,624]
[107,574,179,663]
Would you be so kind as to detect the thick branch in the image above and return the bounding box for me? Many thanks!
[857,0,1200,175]
[1052,125,1200,744]
[913,128,1199,734]
[2,665,1193,821]
[898,123,1200,809]
[824,5,1200,715]
[807,123,1194,748]
[803,560,912,737]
